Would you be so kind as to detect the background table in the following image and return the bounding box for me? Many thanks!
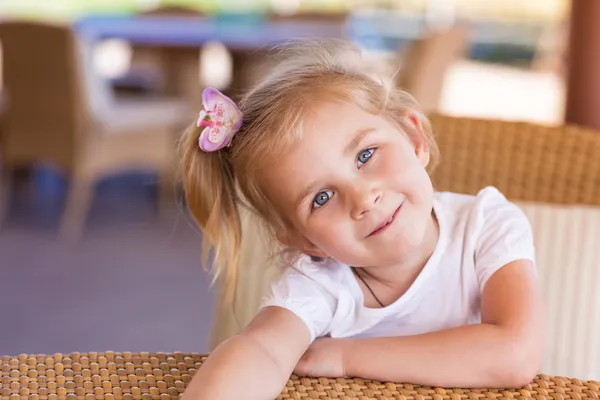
[74,15,348,50]
[74,15,348,102]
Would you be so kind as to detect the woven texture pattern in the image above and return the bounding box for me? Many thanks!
[2,353,600,400]
[428,114,600,206]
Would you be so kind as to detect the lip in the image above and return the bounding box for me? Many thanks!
[368,203,402,237]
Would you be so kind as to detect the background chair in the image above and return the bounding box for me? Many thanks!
[210,114,600,380]
[395,25,470,112]
[0,21,190,240]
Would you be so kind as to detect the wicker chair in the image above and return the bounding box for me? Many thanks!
[427,113,600,206]
[0,21,190,239]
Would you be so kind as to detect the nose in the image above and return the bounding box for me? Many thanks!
[349,183,382,220]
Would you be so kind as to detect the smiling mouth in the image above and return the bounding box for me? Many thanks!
[368,204,402,237]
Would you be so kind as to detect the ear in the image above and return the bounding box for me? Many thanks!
[276,229,328,259]
[405,112,430,168]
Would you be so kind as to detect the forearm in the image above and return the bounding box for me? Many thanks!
[344,323,541,388]
[182,334,292,400]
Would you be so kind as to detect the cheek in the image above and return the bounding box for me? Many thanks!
[385,156,433,198]
[380,151,420,182]
[305,210,349,244]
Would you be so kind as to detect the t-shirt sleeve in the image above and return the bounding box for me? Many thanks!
[474,187,536,292]
[259,261,336,343]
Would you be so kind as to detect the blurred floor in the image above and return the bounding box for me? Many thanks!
[0,171,215,356]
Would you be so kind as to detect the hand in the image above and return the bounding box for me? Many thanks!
[294,337,349,378]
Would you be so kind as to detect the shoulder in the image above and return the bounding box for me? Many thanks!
[435,186,528,228]
[261,255,344,341]
[280,255,348,290]
[466,187,534,254]
[264,254,348,309]
[472,186,532,234]
[435,185,511,209]
[439,187,536,290]
[474,186,523,213]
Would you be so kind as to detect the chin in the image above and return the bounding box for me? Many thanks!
[379,227,428,259]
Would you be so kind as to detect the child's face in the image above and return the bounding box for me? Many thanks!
[260,100,436,268]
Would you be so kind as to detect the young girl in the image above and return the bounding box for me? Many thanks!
[180,40,543,400]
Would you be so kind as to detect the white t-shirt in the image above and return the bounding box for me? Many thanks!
[260,186,537,343]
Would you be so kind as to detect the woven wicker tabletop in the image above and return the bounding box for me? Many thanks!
[1,352,599,400]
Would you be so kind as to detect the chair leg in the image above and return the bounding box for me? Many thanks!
[59,176,95,241]
[0,166,13,228]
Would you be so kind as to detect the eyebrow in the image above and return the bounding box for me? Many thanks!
[294,127,376,210]
[344,127,376,155]
[295,183,319,211]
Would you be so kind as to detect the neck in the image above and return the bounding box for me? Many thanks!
[360,210,439,290]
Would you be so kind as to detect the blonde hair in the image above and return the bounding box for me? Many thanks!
[180,39,439,295]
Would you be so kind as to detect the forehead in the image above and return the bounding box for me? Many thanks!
[303,100,384,141]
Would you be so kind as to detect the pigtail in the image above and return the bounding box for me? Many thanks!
[179,123,242,296]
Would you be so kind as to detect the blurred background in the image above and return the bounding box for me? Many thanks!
[0,0,587,359]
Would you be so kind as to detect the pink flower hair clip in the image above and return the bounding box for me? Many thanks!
[197,87,243,152]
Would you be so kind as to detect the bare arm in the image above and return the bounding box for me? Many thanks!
[342,260,544,388]
[183,306,311,400]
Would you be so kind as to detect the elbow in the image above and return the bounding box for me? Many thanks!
[492,339,542,388]
[498,363,539,388]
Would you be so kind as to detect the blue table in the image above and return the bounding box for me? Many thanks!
[74,14,349,101]
[75,15,347,50]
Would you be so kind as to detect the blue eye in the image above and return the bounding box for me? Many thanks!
[357,148,375,168]
[313,190,333,209]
